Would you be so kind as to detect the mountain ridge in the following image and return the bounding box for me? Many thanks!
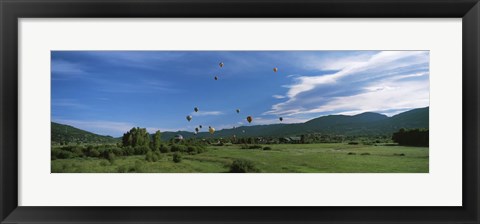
[51,122,119,144]
[52,107,429,142]
[160,107,429,140]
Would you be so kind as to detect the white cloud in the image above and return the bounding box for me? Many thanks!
[248,116,309,125]
[301,53,373,71]
[266,51,430,117]
[192,111,224,116]
[146,127,178,133]
[51,60,88,80]
[286,51,427,99]
[294,79,429,116]
[272,95,286,99]
[52,99,88,109]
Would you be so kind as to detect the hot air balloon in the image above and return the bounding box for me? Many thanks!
[246,116,253,123]
[236,109,240,113]
[214,76,218,80]
[195,127,199,132]
[219,62,224,68]
[273,67,278,72]
[194,132,197,135]
[279,117,283,122]
[194,107,199,112]
[199,125,203,129]
[186,115,192,122]
[209,126,215,134]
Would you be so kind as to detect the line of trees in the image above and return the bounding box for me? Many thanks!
[392,128,429,147]
[52,127,207,161]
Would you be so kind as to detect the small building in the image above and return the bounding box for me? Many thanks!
[279,136,302,144]
[173,134,184,143]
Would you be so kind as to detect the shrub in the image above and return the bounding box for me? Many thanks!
[394,153,406,156]
[154,151,162,161]
[348,142,359,145]
[145,151,154,162]
[186,145,206,155]
[229,159,260,173]
[347,152,356,155]
[110,147,124,156]
[159,144,170,153]
[107,152,116,164]
[360,153,371,156]
[123,146,135,156]
[134,146,150,155]
[173,153,182,163]
[51,149,60,159]
[196,145,206,153]
[71,146,84,157]
[170,144,187,152]
[53,149,75,159]
[145,151,160,162]
[89,149,101,158]
[187,146,198,155]
[263,146,272,151]
[241,144,263,149]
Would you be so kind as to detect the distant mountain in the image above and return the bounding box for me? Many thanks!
[160,107,429,140]
[51,122,119,144]
[52,107,429,142]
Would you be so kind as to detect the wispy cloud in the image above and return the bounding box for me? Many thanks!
[146,127,179,133]
[86,51,187,70]
[251,116,309,125]
[295,78,429,116]
[52,99,89,109]
[265,51,429,117]
[192,111,224,116]
[286,51,427,98]
[272,95,286,99]
[95,79,179,94]
[51,60,88,80]
[300,52,374,71]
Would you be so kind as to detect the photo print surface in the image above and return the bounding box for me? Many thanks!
[51,51,429,173]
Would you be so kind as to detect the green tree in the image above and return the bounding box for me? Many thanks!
[151,130,162,151]
[392,128,429,147]
[173,152,182,163]
[122,127,150,147]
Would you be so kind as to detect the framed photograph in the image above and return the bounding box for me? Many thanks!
[1,0,479,223]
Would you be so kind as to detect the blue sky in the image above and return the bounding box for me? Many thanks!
[52,51,429,137]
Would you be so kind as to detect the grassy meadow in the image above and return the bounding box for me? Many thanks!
[51,143,428,173]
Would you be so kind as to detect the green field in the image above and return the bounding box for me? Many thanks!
[51,143,428,173]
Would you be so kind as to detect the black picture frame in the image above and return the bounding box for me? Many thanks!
[1,0,479,223]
